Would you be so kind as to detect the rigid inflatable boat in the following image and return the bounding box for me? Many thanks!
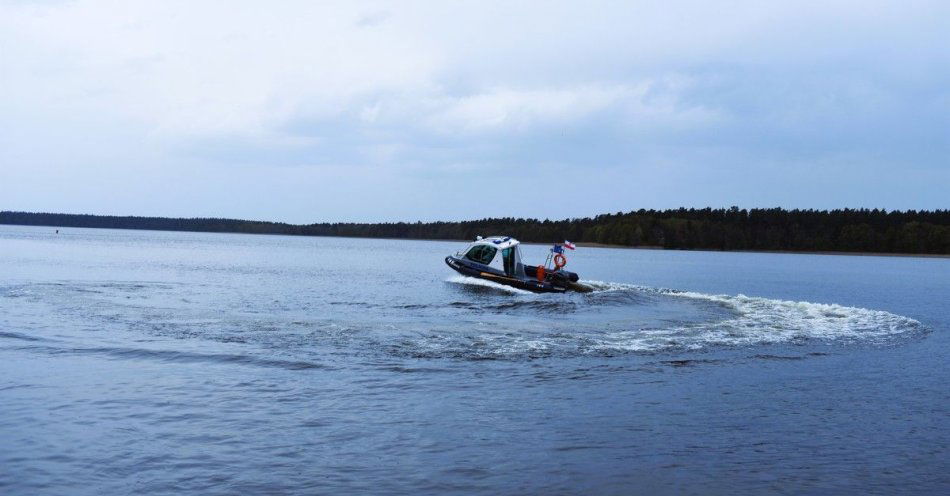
[445,236,592,293]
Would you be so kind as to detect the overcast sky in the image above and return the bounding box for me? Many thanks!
[2,1,948,223]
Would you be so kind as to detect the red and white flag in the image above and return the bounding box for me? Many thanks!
[563,240,576,250]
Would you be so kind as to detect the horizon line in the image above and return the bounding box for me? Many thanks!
[3,206,948,227]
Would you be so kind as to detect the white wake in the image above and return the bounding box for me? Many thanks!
[445,275,534,295]
[583,280,923,351]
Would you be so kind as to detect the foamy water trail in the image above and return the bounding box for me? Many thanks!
[5,278,926,362]
[583,280,924,351]
[428,278,927,358]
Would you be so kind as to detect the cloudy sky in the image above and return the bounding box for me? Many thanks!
[2,1,948,223]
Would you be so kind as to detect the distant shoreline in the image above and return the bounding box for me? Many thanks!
[567,241,950,259]
[517,240,950,259]
[2,208,948,257]
[3,222,947,260]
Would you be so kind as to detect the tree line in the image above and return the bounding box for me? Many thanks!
[1,208,948,254]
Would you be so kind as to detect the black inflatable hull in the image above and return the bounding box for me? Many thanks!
[445,256,589,294]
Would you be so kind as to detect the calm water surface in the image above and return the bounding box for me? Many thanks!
[0,225,947,494]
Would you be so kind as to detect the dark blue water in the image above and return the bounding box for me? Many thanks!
[1,225,947,494]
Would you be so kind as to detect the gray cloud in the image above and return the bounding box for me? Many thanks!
[355,10,391,28]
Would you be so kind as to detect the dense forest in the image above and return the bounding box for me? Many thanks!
[2,208,948,255]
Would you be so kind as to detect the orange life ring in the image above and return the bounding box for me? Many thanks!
[553,253,567,269]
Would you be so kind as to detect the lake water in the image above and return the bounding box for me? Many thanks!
[1,225,947,495]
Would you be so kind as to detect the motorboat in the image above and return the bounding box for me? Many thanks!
[445,236,592,293]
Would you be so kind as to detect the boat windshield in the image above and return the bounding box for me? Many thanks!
[464,245,497,265]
